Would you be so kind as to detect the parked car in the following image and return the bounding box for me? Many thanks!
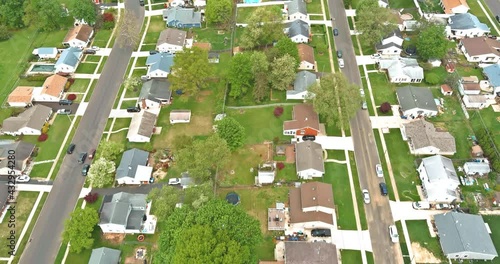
[57,109,71,115]
[139,0,145,6]
[370,53,381,59]
[91,46,100,51]
[83,49,96,55]
[412,201,430,210]
[67,143,76,154]
[338,58,344,68]
[337,50,343,58]
[82,164,90,176]
[88,149,96,159]
[78,152,87,164]
[362,189,370,204]
[302,135,315,141]
[379,182,388,196]
[362,101,367,110]
[359,89,365,97]
[333,28,339,36]
[126,107,141,113]
[149,50,158,55]
[59,99,73,105]
[375,164,383,178]
[496,15,500,23]
[389,225,399,243]
[16,175,30,183]
[311,229,331,237]
[168,178,181,185]
[435,203,450,210]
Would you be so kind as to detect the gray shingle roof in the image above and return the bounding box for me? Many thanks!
[448,13,490,32]
[99,192,147,227]
[295,141,324,173]
[146,53,175,74]
[288,0,307,16]
[404,119,456,154]
[127,111,158,139]
[139,79,172,103]
[396,86,438,112]
[2,105,52,133]
[434,212,498,257]
[288,20,309,38]
[288,71,317,96]
[89,247,121,264]
[285,242,337,264]
[421,155,459,184]
[376,42,402,51]
[55,47,82,68]
[116,148,149,179]
[157,28,187,47]
[163,7,202,26]
[0,141,35,171]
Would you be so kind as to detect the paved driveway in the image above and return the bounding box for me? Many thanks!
[356,55,377,65]
[333,230,372,251]
[314,136,354,151]
[33,101,80,114]
[390,201,444,221]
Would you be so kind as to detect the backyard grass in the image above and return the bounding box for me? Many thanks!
[390,0,416,9]
[69,79,91,93]
[192,27,232,51]
[368,72,398,105]
[221,146,265,186]
[424,66,448,86]
[75,63,98,74]
[92,29,113,48]
[306,0,323,14]
[276,163,297,182]
[419,0,444,14]
[469,107,500,150]
[237,5,282,24]
[482,215,500,262]
[30,163,53,179]
[225,89,288,106]
[405,220,444,262]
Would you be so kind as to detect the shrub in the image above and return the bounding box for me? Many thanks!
[38,134,48,142]
[67,94,77,101]
[274,106,284,117]
[379,102,391,113]
[273,137,280,145]
[103,21,115,30]
[68,78,75,85]
[277,162,285,170]
[0,25,12,41]
[41,124,49,134]
[103,13,114,22]
[84,193,99,204]
[26,75,48,82]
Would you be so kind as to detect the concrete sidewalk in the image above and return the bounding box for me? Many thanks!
[356,55,377,65]
[132,51,150,57]
[75,102,88,116]
[145,10,163,17]
[333,230,372,251]
[315,136,354,151]
[95,48,112,56]
[16,184,52,192]
[73,73,101,79]
[109,109,135,118]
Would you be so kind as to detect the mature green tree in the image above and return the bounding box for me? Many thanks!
[23,0,64,31]
[274,38,299,66]
[183,183,214,209]
[0,0,25,28]
[154,199,262,264]
[124,76,142,92]
[251,51,270,101]
[170,47,212,98]
[355,0,397,46]
[117,10,140,48]
[69,0,97,25]
[176,134,231,181]
[240,6,284,49]
[148,186,182,221]
[87,158,115,188]
[216,117,246,150]
[0,25,12,41]
[96,141,124,161]
[62,207,99,253]
[205,0,233,25]
[308,73,362,129]
[416,23,448,60]
[270,54,296,91]
[228,52,253,98]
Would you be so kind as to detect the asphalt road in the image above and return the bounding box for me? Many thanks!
[484,0,500,18]
[327,1,403,263]
[18,2,144,263]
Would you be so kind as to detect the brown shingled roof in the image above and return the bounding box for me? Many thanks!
[8,86,34,103]
[463,83,481,91]
[63,24,93,43]
[297,44,315,64]
[288,182,334,225]
[461,37,500,57]
[441,84,452,93]
[42,75,67,98]
[283,104,320,131]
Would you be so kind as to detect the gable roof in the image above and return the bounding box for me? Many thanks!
[116,148,149,179]
[379,58,424,80]
[283,104,320,131]
[295,141,325,173]
[41,75,67,97]
[89,247,121,264]
[56,47,82,68]
[285,242,337,264]
[63,24,93,43]
[146,53,175,74]
[442,0,469,14]
[100,192,147,227]
[170,110,191,121]
[290,71,317,94]
[464,162,491,174]
[460,37,500,57]
[297,44,315,64]
[163,7,202,25]
[288,20,309,38]
[0,141,35,171]
[127,111,158,139]
[396,86,438,112]
[421,155,459,184]
[434,212,497,257]
[2,105,52,133]
[139,79,172,103]
[157,28,187,47]
[483,64,500,87]
[288,0,307,15]
[289,182,334,225]
[404,119,456,153]
[299,182,334,209]
[8,86,34,103]
[448,13,490,32]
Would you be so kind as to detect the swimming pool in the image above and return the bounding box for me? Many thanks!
[28,64,55,74]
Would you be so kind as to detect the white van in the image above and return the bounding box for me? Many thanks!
[412,201,430,210]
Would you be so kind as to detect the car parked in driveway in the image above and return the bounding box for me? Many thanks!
[362,189,370,204]
[168,178,181,185]
[370,53,381,59]
[83,49,96,55]
[16,175,30,183]
[82,164,90,176]
[57,109,71,115]
[375,164,383,178]
[78,152,87,164]
[412,201,430,210]
[59,99,73,105]
[127,107,141,113]
[311,229,331,237]
[435,203,450,210]
[302,135,315,141]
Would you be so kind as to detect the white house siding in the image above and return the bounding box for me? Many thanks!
[447,28,489,39]
[446,251,497,261]
[33,93,61,102]
[299,61,314,70]
[411,146,440,155]
[65,39,87,48]
[402,108,438,118]
[117,177,141,185]
[157,43,183,53]
[286,91,309,100]
[127,135,151,143]
[302,206,335,215]
[170,119,190,124]
[147,69,169,78]
[461,46,500,63]
[38,53,57,59]
[55,64,76,74]
[379,47,402,55]
[287,222,334,235]
[8,102,29,108]
[288,13,307,21]
[290,35,309,43]
[142,99,161,109]
[390,76,423,83]
[99,224,126,234]
[5,127,42,136]
[297,168,323,179]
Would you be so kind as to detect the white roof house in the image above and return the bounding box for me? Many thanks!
[418,155,460,203]
[376,29,404,56]
[127,111,158,143]
[257,162,276,184]
[32,47,58,59]
[463,161,491,176]
[378,58,423,83]
[295,141,324,180]
[286,0,308,22]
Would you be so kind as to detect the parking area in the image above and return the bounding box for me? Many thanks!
[333,230,372,251]
[33,101,80,114]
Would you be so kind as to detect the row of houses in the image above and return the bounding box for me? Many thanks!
[8,75,68,107]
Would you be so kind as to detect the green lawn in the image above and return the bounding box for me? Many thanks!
[147,15,166,34]
[69,79,90,93]
[192,27,232,51]
[341,250,362,264]
[306,0,323,14]
[390,0,416,9]
[309,15,325,20]
[84,80,98,102]
[30,163,53,178]
[405,220,445,262]
[424,67,448,86]
[225,89,287,107]
[136,56,147,67]
[419,0,443,13]
[112,118,132,130]
[84,55,101,63]
[311,34,332,73]
[368,72,398,105]
[92,29,113,48]
[469,107,500,149]
[75,63,98,74]
[482,215,500,264]
[276,163,297,182]
[120,100,138,109]
[97,57,108,73]
[220,147,264,186]
[236,6,282,24]
[140,44,157,52]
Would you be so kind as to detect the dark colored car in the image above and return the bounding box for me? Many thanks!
[333,28,338,36]
[302,135,316,141]
[379,182,388,196]
[311,229,331,237]
[337,50,342,58]
[496,15,500,23]
[139,0,145,6]
[149,50,158,55]
[83,49,96,55]
[59,99,73,105]
[88,149,96,159]
[82,164,90,176]
[67,143,76,154]
[127,106,141,113]
[78,152,87,164]
[405,45,417,56]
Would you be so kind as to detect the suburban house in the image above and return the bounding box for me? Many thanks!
[116,148,152,185]
[459,37,500,63]
[283,104,320,136]
[441,84,453,96]
[1,105,52,136]
[156,28,191,53]
[170,110,191,124]
[284,20,310,43]
[376,28,404,56]
[208,52,220,63]
[462,94,489,109]
[7,86,34,107]
[33,74,67,102]
[297,44,315,70]
[32,47,58,59]
[417,155,460,203]
[0,141,35,176]
[458,76,481,95]
[295,141,325,179]
[402,119,456,155]
[62,24,94,48]
[287,182,335,234]
[162,7,202,28]
[138,79,172,109]
[483,64,500,95]
[287,71,317,100]
[440,0,470,14]
[463,161,491,176]
[446,13,490,39]
[286,0,308,22]
[434,212,498,261]
[127,110,158,143]
[284,242,337,264]
[396,86,438,119]
[89,247,121,264]
[145,53,175,78]
[257,162,276,184]
[98,192,157,234]
[378,58,424,83]
[55,47,83,74]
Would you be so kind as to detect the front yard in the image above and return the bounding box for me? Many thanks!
[405,220,444,263]
[368,72,398,105]
[75,63,98,74]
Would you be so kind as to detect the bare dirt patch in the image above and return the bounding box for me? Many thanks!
[196,90,213,102]
[250,143,272,161]
[102,233,125,245]
[124,247,148,264]
[411,242,441,264]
